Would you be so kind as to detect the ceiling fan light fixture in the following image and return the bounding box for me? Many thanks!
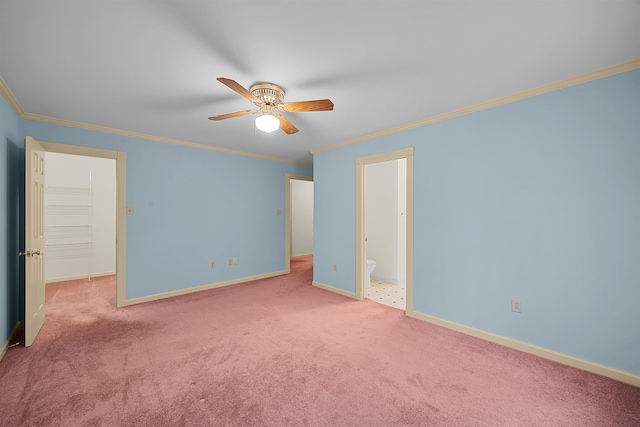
[255,113,280,133]
[211,78,332,135]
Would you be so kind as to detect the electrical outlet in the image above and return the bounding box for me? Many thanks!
[333,264,337,272]
[511,299,522,313]
[233,258,238,265]
[228,259,233,266]
[210,261,215,269]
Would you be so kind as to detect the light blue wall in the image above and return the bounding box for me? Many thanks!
[314,69,640,375]
[1,91,311,346]
[1,95,24,344]
[19,120,311,300]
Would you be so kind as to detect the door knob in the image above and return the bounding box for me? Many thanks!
[32,250,41,256]
[18,251,32,257]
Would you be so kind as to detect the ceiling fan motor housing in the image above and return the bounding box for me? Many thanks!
[250,83,285,106]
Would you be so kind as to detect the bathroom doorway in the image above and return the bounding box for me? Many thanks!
[355,148,414,313]
[364,158,407,309]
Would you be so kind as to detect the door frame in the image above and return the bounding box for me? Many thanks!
[285,173,313,273]
[39,141,127,307]
[355,147,414,313]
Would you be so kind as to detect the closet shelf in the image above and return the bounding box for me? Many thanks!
[46,182,93,270]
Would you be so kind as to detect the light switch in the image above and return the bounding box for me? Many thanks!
[276,209,282,216]
[126,206,134,215]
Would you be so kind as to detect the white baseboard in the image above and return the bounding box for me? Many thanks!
[312,281,356,299]
[121,270,289,306]
[406,309,640,388]
[1,321,22,362]
[46,271,116,284]
[291,253,313,259]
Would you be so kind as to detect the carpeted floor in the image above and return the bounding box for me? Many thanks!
[1,257,639,426]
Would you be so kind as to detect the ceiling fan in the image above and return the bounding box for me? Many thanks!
[208,78,334,135]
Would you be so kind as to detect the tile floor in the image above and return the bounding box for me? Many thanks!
[366,279,406,310]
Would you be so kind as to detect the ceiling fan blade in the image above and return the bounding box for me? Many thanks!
[217,78,262,104]
[208,110,255,121]
[283,99,334,113]
[278,115,299,134]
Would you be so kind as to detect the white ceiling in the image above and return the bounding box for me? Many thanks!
[1,1,639,165]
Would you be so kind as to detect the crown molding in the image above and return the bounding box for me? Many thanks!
[21,113,311,167]
[0,75,25,117]
[6,58,638,165]
[312,58,640,155]
[0,75,311,168]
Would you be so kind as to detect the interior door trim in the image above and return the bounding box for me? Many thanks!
[39,140,127,307]
[355,147,414,314]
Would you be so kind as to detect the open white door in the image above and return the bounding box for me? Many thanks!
[23,136,46,346]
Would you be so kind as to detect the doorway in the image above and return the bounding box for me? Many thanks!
[43,152,119,320]
[364,158,407,309]
[34,140,127,305]
[285,174,313,272]
[24,138,127,346]
[45,152,116,285]
[355,148,414,314]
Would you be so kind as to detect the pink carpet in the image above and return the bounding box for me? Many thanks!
[1,257,638,426]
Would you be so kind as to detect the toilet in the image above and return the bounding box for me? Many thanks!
[366,259,377,288]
